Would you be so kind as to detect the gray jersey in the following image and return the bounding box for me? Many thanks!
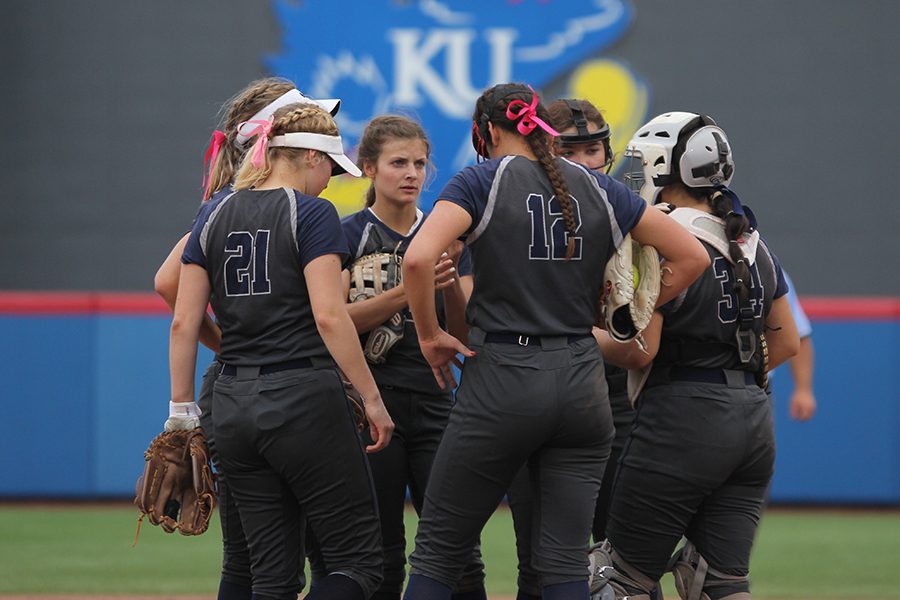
[183,187,350,365]
[656,236,784,372]
[440,155,646,336]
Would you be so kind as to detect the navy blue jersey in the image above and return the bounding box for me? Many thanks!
[656,207,788,372]
[184,187,349,365]
[342,208,473,395]
[440,155,645,336]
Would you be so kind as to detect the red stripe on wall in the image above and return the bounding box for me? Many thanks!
[798,297,900,320]
[0,292,898,320]
[0,292,170,315]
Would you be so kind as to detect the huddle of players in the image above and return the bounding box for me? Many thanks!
[157,77,799,600]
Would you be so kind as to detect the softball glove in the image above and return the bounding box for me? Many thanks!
[134,428,216,538]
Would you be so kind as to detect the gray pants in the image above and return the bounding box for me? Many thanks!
[606,373,775,591]
[212,365,383,600]
[409,330,613,588]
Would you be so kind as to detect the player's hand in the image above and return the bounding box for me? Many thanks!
[433,253,457,291]
[164,401,201,431]
[418,328,475,389]
[789,388,817,421]
[364,394,395,453]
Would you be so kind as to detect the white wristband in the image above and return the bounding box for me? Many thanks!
[169,401,201,418]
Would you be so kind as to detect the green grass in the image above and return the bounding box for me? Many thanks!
[0,504,898,598]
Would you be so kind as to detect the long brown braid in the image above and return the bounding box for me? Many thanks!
[474,84,578,260]
[232,103,338,190]
[708,190,751,301]
[204,77,296,200]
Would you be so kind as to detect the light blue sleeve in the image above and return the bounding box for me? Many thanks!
[783,271,812,338]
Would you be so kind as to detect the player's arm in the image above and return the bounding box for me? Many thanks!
[788,335,817,420]
[403,202,476,388]
[307,254,394,452]
[156,233,222,353]
[441,240,473,343]
[763,295,800,370]
[341,269,410,334]
[629,207,709,307]
[341,254,459,334]
[595,311,663,370]
[169,263,211,405]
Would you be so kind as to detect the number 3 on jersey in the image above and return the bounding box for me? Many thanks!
[713,256,764,323]
[224,230,271,296]
[526,194,582,260]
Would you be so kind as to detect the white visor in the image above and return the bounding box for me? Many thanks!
[235,89,341,146]
[269,132,362,177]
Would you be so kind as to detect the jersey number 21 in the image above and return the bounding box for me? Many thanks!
[224,230,271,297]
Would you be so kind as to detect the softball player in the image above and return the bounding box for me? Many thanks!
[155,78,341,600]
[340,115,486,600]
[169,102,393,600]
[591,112,800,600]
[399,83,709,600]
[782,271,817,421]
[505,97,636,600]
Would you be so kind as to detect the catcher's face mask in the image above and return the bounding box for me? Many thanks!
[623,145,663,204]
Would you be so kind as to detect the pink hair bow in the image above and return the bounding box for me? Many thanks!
[238,118,275,169]
[201,130,226,199]
[505,85,560,137]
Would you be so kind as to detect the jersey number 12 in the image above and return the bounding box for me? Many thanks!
[526,194,583,260]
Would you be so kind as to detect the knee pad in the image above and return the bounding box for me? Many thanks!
[587,540,654,600]
[667,541,750,600]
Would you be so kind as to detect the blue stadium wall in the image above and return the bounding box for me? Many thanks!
[0,294,897,503]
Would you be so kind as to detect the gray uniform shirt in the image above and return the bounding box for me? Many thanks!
[440,155,646,336]
[183,187,349,365]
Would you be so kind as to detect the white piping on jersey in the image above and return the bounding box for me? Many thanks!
[199,191,239,257]
[468,155,516,244]
[355,222,375,259]
[669,207,759,266]
[366,206,424,237]
[563,157,625,249]
[283,188,300,256]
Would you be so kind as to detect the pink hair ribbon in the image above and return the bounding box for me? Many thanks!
[237,118,275,169]
[505,85,560,137]
[201,130,226,199]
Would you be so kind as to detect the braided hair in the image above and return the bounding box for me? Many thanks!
[473,84,578,260]
[204,77,296,200]
[232,103,338,190]
[708,190,752,303]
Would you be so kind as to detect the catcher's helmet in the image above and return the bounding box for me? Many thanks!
[623,112,734,203]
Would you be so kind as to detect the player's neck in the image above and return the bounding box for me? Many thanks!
[661,186,711,212]
[369,200,418,234]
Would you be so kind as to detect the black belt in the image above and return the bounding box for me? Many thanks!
[483,332,593,346]
[654,366,757,387]
[219,357,312,376]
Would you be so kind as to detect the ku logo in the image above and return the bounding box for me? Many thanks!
[267,0,649,214]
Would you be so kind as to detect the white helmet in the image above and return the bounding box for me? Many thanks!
[623,112,734,203]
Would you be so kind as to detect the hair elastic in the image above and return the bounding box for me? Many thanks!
[201,130,226,199]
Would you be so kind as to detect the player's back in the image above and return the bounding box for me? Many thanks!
[197,188,332,365]
[656,221,782,372]
[460,156,644,336]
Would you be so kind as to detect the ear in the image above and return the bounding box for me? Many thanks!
[306,149,323,167]
[487,121,501,148]
[363,159,377,179]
